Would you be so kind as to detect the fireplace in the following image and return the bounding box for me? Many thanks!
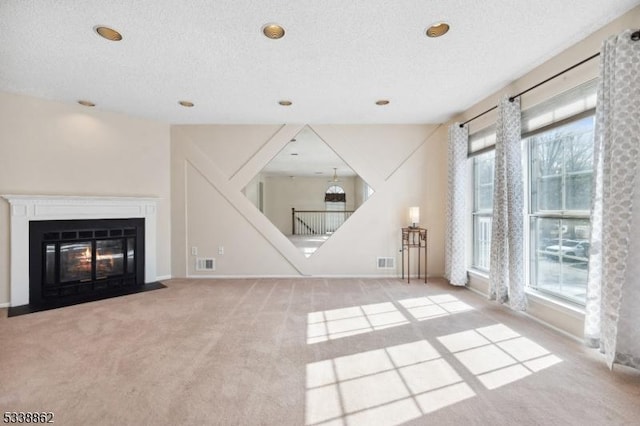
[29,219,145,308]
[3,195,163,315]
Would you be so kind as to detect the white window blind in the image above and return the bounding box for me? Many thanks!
[467,78,598,156]
[468,124,496,155]
[521,78,598,134]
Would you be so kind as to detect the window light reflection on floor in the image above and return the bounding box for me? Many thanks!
[305,340,475,426]
[437,323,562,390]
[305,323,562,425]
[307,302,409,344]
[307,295,475,344]
[398,295,474,321]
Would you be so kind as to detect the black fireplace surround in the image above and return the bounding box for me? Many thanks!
[20,218,154,314]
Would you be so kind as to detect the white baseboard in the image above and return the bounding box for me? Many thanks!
[155,275,172,281]
[186,274,301,279]
[183,274,432,279]
[466,271,583,340]
[465,285,487,298]
[316,274,435,279]
[520,310,583,343]
[313,274,414,279]
[466,287,582,343]
[0,302,9,309]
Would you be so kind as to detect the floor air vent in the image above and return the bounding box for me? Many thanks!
[377,257,395,269]
[196,258,216,271]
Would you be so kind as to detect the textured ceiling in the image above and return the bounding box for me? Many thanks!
[1,0,638,124]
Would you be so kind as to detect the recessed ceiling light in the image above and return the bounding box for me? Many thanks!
[376,100,390,106]
[279,100,292,106]
[426,22,450,38]
[262,24,285,39]
[77,100,95,107]
[178,100,194,107]
[94,26,123,41]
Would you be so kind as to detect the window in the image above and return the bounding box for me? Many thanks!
[325,185,346,233]
[467,79,597,307]
[527,115,595,304]
[324,185,346,202]
[472,151,495,271]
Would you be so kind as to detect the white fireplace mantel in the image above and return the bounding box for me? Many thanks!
[2,195,159,307]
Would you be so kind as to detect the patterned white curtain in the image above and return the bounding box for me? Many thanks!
[584,29,640,370]
[488,96,526,310]
[445,124,468,286]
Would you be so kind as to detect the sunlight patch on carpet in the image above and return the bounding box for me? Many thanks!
[438,323,562,390]
[304,340,475,425]
[307,294,475,344]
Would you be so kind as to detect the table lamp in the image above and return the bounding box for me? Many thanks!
[409,206,420,228]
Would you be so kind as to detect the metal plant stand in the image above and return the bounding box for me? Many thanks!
[401,227,427,284]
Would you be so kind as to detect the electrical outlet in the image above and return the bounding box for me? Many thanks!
[218,246,224,255]
[191,246,198,256]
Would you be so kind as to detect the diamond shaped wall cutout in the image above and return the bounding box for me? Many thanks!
[242,125,374,257]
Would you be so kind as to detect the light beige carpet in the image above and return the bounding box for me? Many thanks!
[1,278,639,426]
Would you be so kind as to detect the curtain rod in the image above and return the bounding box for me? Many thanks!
[459,30,639,128]
[459,52,600,128]
[507,52,600,102]
[460,30,640,128]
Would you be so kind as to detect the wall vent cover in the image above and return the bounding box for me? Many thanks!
[377,257,395,269]
[196,258,216,271]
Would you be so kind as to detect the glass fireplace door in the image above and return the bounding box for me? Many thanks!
[48,239,128,284]
[59,242,93,283]
[31,218,145,307]
[96,239,124,278]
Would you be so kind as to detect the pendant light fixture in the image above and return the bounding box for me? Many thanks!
[328,168,341,183]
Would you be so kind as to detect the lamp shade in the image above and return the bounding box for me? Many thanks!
[409,206,420,226]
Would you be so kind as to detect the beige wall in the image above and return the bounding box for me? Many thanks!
[171,123,446,278]
[0,91,171,305]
